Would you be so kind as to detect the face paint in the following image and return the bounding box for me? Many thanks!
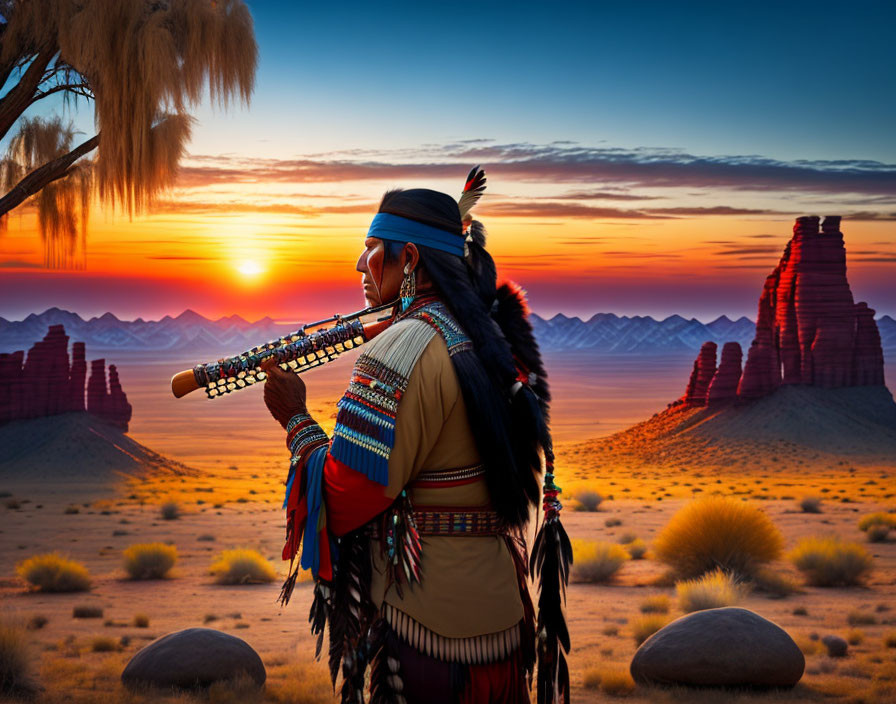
[356,237,385,306]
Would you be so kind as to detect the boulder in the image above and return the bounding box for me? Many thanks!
[121,628,265,690]
[630,607,804,688]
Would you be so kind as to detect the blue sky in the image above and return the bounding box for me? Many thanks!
[180,1,896,161]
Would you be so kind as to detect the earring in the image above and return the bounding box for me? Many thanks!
[399,264,416,312]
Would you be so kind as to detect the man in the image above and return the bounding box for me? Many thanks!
[262,170,571,704]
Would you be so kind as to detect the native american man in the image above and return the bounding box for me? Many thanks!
[261,170,571,704]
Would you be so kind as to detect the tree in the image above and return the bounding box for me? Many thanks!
[0,0,257,267]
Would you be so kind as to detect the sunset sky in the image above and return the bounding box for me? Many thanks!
[1,2,894,324]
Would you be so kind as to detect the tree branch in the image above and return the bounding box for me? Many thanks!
[0,49,55,142]
[0,134,99,217]
[30,82,93,105]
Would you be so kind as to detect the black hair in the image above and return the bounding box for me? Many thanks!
[377,188,550,528]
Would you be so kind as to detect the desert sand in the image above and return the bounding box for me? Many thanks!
[1,352,895,703]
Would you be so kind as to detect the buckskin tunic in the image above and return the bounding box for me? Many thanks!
[280,295,528,686]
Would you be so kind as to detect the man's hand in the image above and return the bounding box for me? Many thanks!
[260,359,307,429]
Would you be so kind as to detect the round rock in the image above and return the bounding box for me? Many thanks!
[121,628,265,689]
[630,607,804,688]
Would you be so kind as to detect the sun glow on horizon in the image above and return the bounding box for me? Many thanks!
[236,260,264,278]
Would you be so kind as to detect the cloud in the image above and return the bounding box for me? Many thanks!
[477,202,670,219]
[643,206,793,217]
[152,200,376,217]
[175,141,896,197]
[714,246,783,256]
[0,259,41,268]
[553,190,664,201]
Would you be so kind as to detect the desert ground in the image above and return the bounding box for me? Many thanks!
[1,351,895,703]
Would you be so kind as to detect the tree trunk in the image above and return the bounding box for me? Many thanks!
[0,50,55,142]
[0,134,99,216]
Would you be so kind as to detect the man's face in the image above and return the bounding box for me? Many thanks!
[356,236,404,307]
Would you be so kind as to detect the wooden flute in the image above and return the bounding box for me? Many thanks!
[170,301,396,399]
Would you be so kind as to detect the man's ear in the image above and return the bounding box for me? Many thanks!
[403,242,420,272]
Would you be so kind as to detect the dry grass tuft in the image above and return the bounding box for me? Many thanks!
[848,610,877,626]
[799,496,823,513]
[631,614,669,645]
[571,540,628,583]
[90,636,118,653]
[884,632,896,648]
[676,568,747,613]
[624,538,647,560]
[857,512,896,532]
[160,501,180,520]
[210,549,277,585]
[0,618,37,698]
[132,613,149,628]
[122,542,178,580]
[652,496,783,579]
[573,489,604,512]
[16,552,91,592]
[788,536,874,586]
[639,595,671,614]
[265,661,339,703]
[72,605,103,619]
[751,566,803,597]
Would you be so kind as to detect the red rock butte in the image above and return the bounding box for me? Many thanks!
[679,215,886,408]
[0,324,132,431]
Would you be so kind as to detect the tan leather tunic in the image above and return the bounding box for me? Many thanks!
[369,332,524,639]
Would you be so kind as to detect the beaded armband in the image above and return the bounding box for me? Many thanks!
[283,412,329,510]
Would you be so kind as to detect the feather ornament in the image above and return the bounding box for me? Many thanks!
[457,165,487,220]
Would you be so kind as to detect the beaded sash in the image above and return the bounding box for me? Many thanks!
[412,505,504,536]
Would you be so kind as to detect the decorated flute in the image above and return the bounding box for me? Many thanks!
[170,301,397,399]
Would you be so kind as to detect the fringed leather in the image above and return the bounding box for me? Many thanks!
[382,603,521,665]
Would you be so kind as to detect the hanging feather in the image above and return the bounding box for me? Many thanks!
[457,165,487,220]
[530,451,572,704]
[368,618,407,704]
[327,530,376,700]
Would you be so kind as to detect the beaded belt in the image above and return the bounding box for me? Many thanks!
[409,463,486,489]
[370,504,504,538]
[412,505,504,536]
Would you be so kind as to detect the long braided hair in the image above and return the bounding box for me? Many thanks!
[379,188,545,527]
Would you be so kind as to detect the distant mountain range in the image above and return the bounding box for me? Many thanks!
[1,307,895,355]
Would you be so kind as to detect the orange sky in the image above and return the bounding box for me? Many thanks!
[2,156,895,322]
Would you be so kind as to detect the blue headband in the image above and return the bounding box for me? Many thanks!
[367,212,465,257]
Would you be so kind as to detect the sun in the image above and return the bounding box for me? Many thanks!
[236,260,264,278]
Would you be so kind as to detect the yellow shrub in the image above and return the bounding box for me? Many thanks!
[210,549,277,585]
[571,539,628,583]
[788,536,873,587]
[597,667,636,696]
[123,542,178,580]
[639,595,671,614]
[624,538,647,560]
[631,614,668,645]
[857,512,896,532]
[0,618,37,698]
[653,496,783,578]
[676,568,747,613]
[16,553,91,592]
